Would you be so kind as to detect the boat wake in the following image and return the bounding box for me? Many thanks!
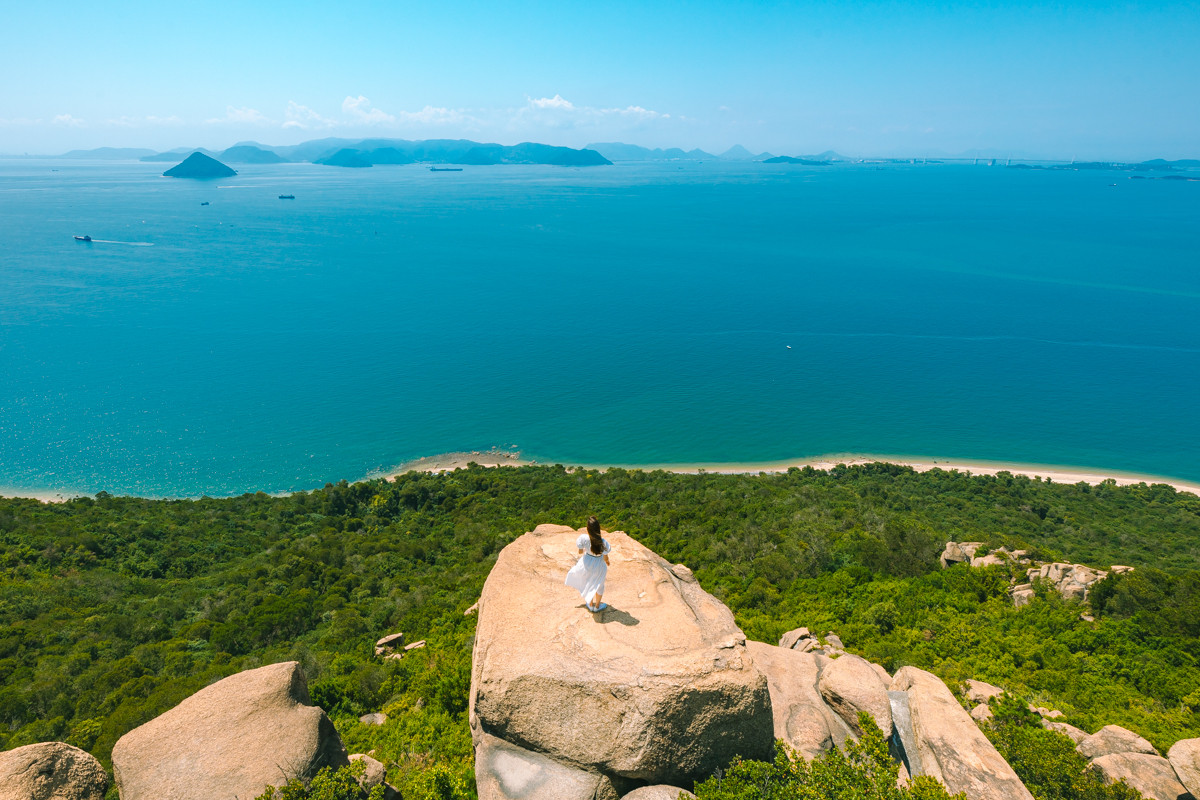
[79,239,155,246]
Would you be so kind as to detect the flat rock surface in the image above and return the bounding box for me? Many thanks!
[1168,739,1200,797]
[471,524,773,787]
[1090,752,1193,800]
[1077,725,1159,760]
[621,786,696,799]
[112,661,348,800]
[0,742,108,800]
[891,666,1034,800]
[745,641,835,759]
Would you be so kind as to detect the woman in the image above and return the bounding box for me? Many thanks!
[564,516,611,612]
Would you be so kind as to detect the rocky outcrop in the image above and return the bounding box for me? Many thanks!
[375,632,404,656]
[0,742,108,800]
[817,654,893,738]
[112,661,349,800]
[963,680,1003,705]
[474,732,621,800]
[1090,752,1194,800]
[1076,724,1159,760]
[891,666,1035,800]
[1028,562,1109,602]
[941,541,1134,605]
[1169,739,1200,798]
[939,542,982,568]
[470,524,773,794]
[1042,720,1088,744]
[746,641,840,759]
[621,786,696,800]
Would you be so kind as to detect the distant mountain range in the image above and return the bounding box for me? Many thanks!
[131,138,611,168]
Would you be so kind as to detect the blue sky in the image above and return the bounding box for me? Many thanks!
[2,0,1197,159]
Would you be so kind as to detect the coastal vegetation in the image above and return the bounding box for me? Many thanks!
[2,463,1199,798]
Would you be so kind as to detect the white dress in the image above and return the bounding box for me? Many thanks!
[564,533,610,606]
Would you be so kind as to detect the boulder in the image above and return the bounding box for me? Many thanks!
[349,754,397,800]
[1042,720,1089,744]
[869,662,891,685]
[1077,725,1159,760]
[817,654,893,737]
[778,627,811,650]
[475,733,620,800]
[1112,565,1134,574]
[746,641,837,759]
[360,712,388,726]
[1168,739,1200,798]
[963,679,1004,705]
[621,787,696,800]
[1090,752,1193,800]
[971,553,1009,568]
[375,632,404,656]
[1013,587,1035,608]
[0,742,109,800]
[112,661,349,800]
[470,525,773,789]
[1030,706,1064,719]
[890,666,1034,800]
[970,703,993,723]
[825,633,845,650]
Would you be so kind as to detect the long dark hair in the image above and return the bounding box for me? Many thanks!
[586,516,603,554]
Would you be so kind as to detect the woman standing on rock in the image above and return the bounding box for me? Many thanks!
[565,516,611,612]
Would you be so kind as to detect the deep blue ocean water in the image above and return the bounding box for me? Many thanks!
[1,158,1197,496]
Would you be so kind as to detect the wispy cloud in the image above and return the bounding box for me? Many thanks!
[342,95,395,124]
[206,106,269,125]
[517,95,670,130]
[283,101,336,130]
[53,114,84,127]
[528,94,576,111]
[397,105,469,125]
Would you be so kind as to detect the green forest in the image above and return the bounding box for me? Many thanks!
[2,463,1199,799]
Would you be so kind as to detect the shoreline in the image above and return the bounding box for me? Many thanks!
[5,452,1199,503]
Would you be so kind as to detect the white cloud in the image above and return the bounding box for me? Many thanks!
[206,106,269,125]
[342,95,396,124]
[53,114,84,127]
[601,105,667,120]
[283,101,336,130]
[396,105,469,125]
[528,94,576,110]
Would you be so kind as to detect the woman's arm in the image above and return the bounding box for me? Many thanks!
[604,555,610,565]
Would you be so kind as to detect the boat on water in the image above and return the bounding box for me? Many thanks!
[74,235,92,242]
[279,194,295,200]
[429,167,463,172]
[201,201,210,206]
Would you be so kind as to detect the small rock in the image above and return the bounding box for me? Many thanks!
[970,703,993,723]
[0,742,109,800]
[1076,725,1159,760]
[349,754,386,791]
[359,713,387,726]
[825,633,845,650]
[1013,587,1035,608]
[778,627,811,650]
[465,602,480,616]
[1090,752,1191,800]
[404,640,426,651]
[1110,565,1134,574]
[375,632,404,656]
[1168,738,1200,798]
[1042,720,1089,744]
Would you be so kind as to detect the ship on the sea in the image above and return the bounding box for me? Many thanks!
[429,167,463,172]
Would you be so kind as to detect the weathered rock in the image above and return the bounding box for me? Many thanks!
[970,703,993,723]
[890,666,1034,800]
[349,754,397,799]
[1090,752,1193,800]
[746,641,836,760]
[360,712,388,726]
[817,654,893,737]
[621,786,696,800]
[404,640,426,651]
[1042,720,1089,744]
[1112,565,1134,574]
[112,661,349,800]
[375,632,404,656]
[778,627,811,650]
[1030,705,1064,719]
[869,662,891,685]
[940,542,981,568]
[1169,739,1200,798]
[1077,725,1159,760]
[475,733,620,800]
[825,633,845,650]
[465,601,480,615]
[0,742,108,800]
[971,553,1009,568]
[471,525,773,788]
[1013,587,1035,608]
[963,679,1004,705]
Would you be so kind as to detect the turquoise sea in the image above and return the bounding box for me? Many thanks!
[1,158,1198,497]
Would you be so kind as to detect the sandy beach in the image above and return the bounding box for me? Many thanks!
[384,451,1200,497]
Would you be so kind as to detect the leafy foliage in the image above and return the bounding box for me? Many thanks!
[2,463,1199,797]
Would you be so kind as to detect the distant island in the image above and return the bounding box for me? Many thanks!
[163,152,237,179]
[764,155,830,165]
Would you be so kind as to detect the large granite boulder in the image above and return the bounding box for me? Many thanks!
[1076,725,1159,760]
[112,661,349,800]
[474,732,620,800]
[470,525,773,791]
[817,654,893,737]
[1090,752,1193,800]
[746,641,840,759]
[1042,720,1089,744]
[1169,739,1200,798]
[0,742,108,800]
[963,679,1004,705]
[890,667,1034,800]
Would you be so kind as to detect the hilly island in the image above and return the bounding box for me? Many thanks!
[2,463,1199,800]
